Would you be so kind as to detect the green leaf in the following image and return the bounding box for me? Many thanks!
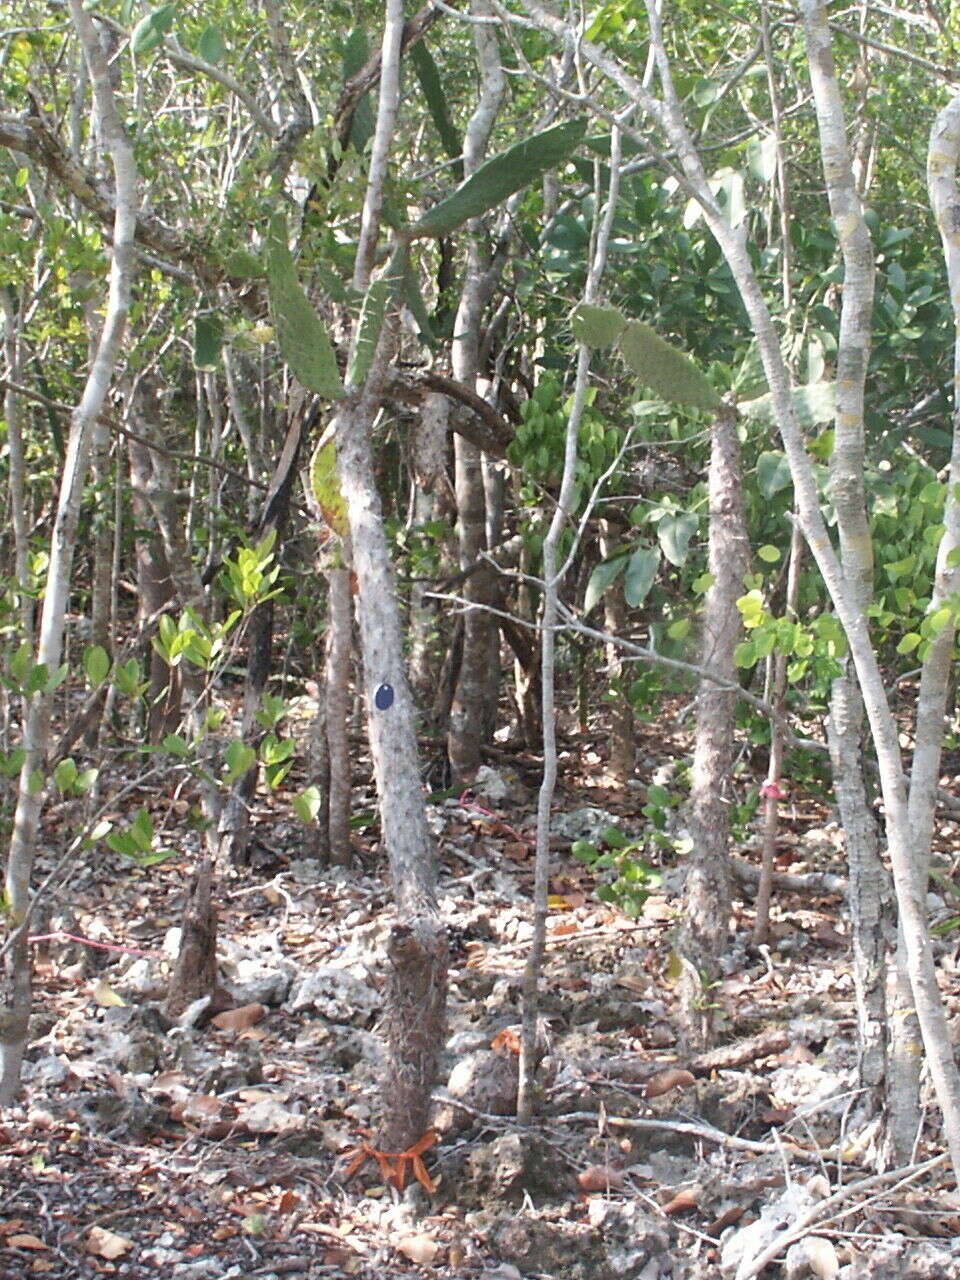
[624,545,661,606]
[224,739,256,781]
[740,382,836,431]
[54,758,78,792]
[757,544,781,564]
[162,734,190,757]
[84,644,110,687]
[130,808,154,852]
[193,313,224,371]
[197,23,226,65]
[131,4,176,56]
[617,320,721,411]
[570,302,626,349]
[897,632,922,654]
[266,214,344,399]
[309,434,349,537]
[756,451,793,499]
[584,554,628,614]
[342,27,375,152]
[658,512,698,567]
[410,40,463,180]
[292,785,322,824]
[410,117,588,239]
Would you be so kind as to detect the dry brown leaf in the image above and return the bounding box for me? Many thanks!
[7,1234,45,1250]
[644,1068,695,1099]
[662,1186,700,1214]
[577,1164,625,1192]
[396,1233,439,1264]
[706,1203,747,1235]
[211,1003,267,1032]
[491,1027,521,1055]
[86,1227,133,1260]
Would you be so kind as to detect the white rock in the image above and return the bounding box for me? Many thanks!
[288,966,380,1023]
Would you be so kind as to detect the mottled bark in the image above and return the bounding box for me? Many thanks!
[163,861,217,1020]
[446,2,505,785]
[324,561,353,865]
[679,406,748,1052]
[331,0,446,1152]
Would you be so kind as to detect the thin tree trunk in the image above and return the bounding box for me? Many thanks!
[679,405,748,1051]
[324,559,353,865]
[753,520,803,944]
[518,132,620,1121]
[599,519,635,784]
[331,0,446,1153]
[2,292,33,646]
[446,0,506,785]
[0,0,138,1104]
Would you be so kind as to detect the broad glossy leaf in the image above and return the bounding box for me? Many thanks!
[624,545,661,605]
[410,117,588,239]
[740,381,835,432]
[197,23,226,65]
[266,214,344,399]
[131,4,176,56]
[618,320,721,412]
[756,450,793,499]
[657,512,698,567]
[84,644,110,688]
[411,41,463,180]
[342,27,374,152]
[584,554,628,614]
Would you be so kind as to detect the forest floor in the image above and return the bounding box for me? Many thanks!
[3,696,960,1280]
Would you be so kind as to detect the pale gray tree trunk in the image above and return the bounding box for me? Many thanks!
[446,0,506,785]
[679,405,748,1051]
[518,133,621,1120]
[0,0,138,1104]
[324,558,353,865]
[801,0,894,1152]
[328,0,446,1151]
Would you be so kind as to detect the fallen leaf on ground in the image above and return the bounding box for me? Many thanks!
[644,1068,695,1098]
[396,1233,438,1264]
[86,1227,133,1259]
[92,979,126,1007]
[578,1164,625,1192]
[7,1234,45,1250]
[662,1186,700,1214]
[211,1003,267,1031]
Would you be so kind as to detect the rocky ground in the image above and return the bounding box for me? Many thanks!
[3,724,960,1279]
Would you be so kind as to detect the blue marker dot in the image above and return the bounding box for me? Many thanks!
[374,683,395,710]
